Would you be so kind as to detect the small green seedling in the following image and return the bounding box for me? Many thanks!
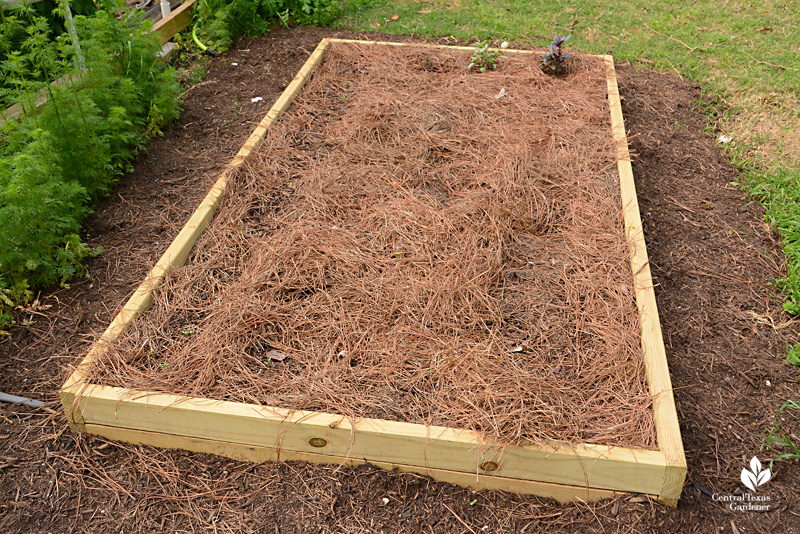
[277,9,290,29]
[182,325,196,336]
[762,399,800,470]
[541,35,573,74]
[469,39,505,72]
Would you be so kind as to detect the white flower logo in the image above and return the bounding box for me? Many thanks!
[741,457,771,492]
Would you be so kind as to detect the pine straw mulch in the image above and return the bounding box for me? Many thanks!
[88,42,654,449]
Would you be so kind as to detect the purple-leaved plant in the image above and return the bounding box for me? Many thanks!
[541,35,572,74]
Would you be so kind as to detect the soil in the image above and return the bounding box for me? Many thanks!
[1,26,799,533]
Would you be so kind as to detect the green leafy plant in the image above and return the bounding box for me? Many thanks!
[0,1,181,327]
[787,343,800,366]
[468,39,504,72]
[277,8,291,29]
[541,35,572,74]
[762,399,800,470]
[0,0,97,108]
[193,0,340,54]
[745,167,800,316]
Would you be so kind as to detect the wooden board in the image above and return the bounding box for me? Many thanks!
[61,39,686,505]
[152,0,195,45]
[85,424,622,503]
[67,384,668,495]
[603,54,687,505]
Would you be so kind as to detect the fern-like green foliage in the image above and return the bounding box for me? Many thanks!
[0,1,180,326]
[0,0,96,108]
[194,0,340,53]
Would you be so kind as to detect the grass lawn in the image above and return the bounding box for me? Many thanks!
[338,0,800,319]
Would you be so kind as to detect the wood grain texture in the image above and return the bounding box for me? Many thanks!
[604,55,686,505]
[72,384,667,495]
[330,38,542,56]
[85,423,628,503]
[152,0,195,45]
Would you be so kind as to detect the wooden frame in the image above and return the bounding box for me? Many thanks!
[60,39,686,506]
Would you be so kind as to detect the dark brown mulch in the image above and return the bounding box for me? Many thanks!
[1,26,799,534]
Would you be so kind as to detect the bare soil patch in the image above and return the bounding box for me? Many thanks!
[1,26,799,534]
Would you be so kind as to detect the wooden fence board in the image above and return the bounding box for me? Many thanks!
[153,0,195,45]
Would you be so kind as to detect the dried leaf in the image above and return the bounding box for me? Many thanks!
[494,87,507,99]
[390,14,399,21]
[265,350,289,361]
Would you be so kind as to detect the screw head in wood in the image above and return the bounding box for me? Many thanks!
[479,461,500,472]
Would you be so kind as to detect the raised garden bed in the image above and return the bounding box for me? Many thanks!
[60,39,686,505]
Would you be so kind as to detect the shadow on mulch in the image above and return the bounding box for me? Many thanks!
[1,26,798,534]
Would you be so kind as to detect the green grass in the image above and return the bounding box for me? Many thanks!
[339,0,800,327]
[762,399,800,469]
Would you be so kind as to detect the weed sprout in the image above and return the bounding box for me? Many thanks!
[469,39,505,73]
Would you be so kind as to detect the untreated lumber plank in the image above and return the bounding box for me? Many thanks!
[85,423,626,503]
[68,384,668,495]
[330,38,536,55]
[152,0,195,45]
[604,55,686,505]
